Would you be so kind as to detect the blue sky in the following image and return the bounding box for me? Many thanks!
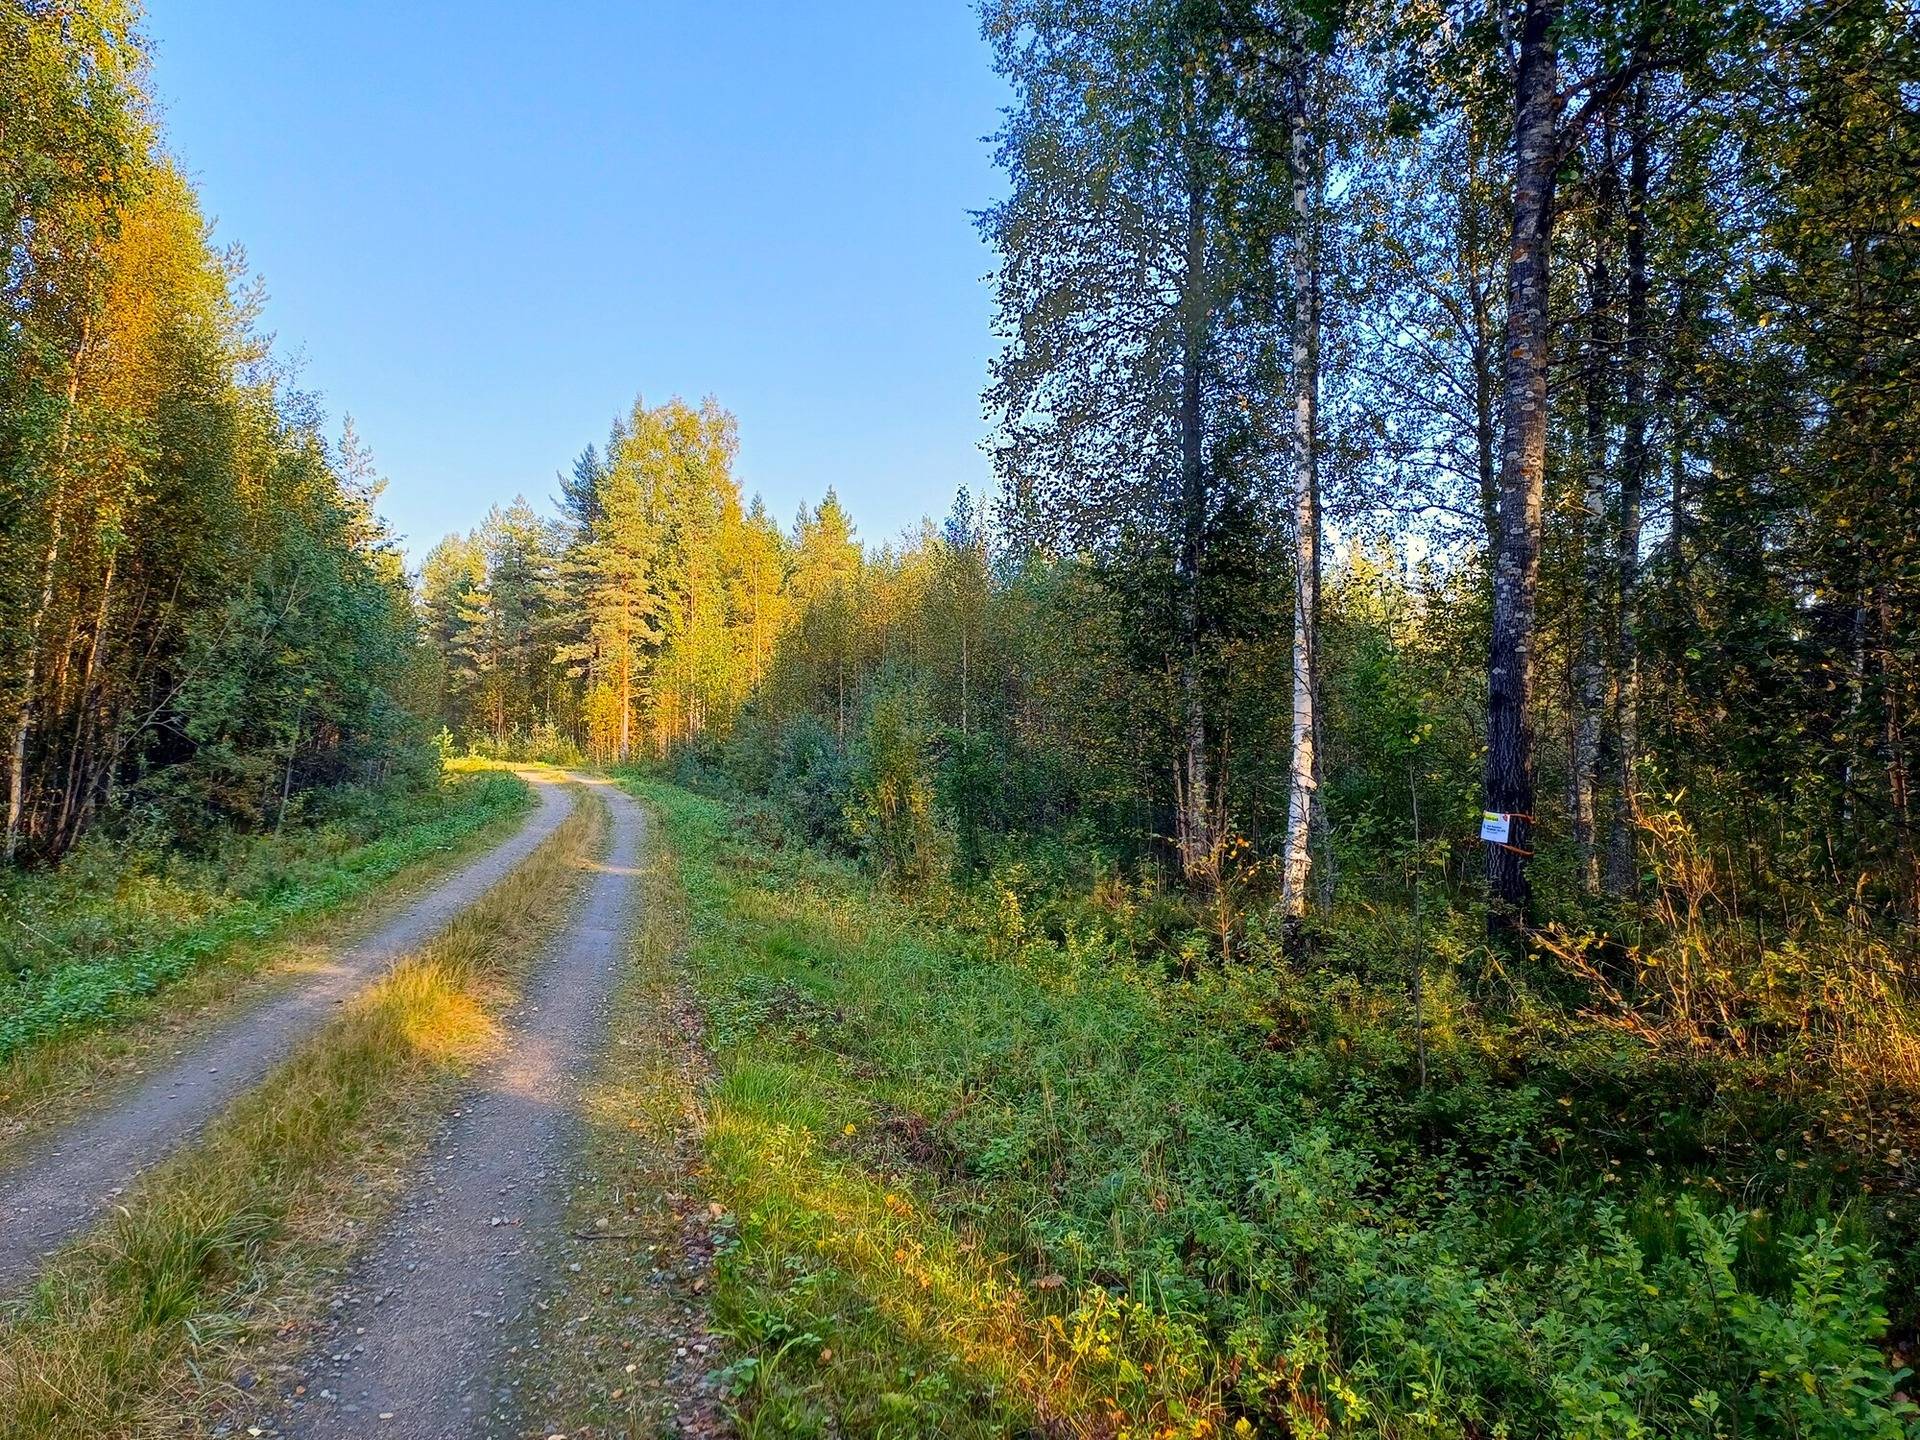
[142,2,1010,560]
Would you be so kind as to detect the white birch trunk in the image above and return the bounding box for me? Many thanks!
[6,317,89,862]
[1280,51,1322,932]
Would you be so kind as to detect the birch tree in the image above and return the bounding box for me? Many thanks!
[980,0,1288,885]
[1279,39,1326,932]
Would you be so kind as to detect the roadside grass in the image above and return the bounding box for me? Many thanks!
[0,762,531,1088]
[0,784,603,1439]
[628,776,1202,1437]
[627,775,1918,1440]
[509,798,730,1439]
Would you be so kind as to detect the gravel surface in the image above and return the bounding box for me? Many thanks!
[0,771,577,1293]
[270,776,650,1440]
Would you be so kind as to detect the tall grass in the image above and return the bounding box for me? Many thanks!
[630,776,1918,1440]
[1539,798,1920,1088]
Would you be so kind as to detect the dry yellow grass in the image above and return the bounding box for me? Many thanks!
[0,785,607,1439]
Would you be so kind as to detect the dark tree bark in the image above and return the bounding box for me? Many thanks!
[1484,0,1564,929]
[1606,79,1651,894]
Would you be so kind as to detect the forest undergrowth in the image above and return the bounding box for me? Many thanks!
[634,773,1919,1440]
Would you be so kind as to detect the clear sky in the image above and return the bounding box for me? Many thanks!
[141,2,1010,561]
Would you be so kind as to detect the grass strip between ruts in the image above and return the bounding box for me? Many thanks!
[503,787,732,1437]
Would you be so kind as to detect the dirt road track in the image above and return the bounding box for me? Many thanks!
[277,775,644,1439]
[0,770,578,1292]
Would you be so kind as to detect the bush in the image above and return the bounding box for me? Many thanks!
[768,714,858,853]
[846,687,944,889]
[938,727,1001,879]
[463,722,582,766]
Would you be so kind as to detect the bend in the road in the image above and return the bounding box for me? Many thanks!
[278,774,645,1440]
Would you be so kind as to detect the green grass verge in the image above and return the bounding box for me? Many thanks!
[628,775,1917,1440]
[0,766,530,1062]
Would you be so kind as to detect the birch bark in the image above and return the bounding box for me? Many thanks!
[1175,157,1215,883]
[6,316,91,862]
[1281,51,1323,932]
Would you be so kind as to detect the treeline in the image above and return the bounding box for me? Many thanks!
[1,6,429,863]
[428,393,1433,898]
[425,395,1020,870]
[433,0,1915,984]
[423,397,794,762]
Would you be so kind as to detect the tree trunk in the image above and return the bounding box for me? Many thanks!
[1606,80,1650,895]
[55,546,116,853]
[619,639,632,763]
[960,629,970,739]
[1175,156,1215,884]
[1483,0,1563,931]
[276,700,303,833]
[1281,52,1322,934]
[1570,140,1615,894]
[6,316,90,863]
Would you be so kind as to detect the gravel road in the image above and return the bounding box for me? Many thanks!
[0,770,578,1293]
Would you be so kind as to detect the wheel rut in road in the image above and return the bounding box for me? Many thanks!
[0,770,578,1293]
[277,775,646,1440]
